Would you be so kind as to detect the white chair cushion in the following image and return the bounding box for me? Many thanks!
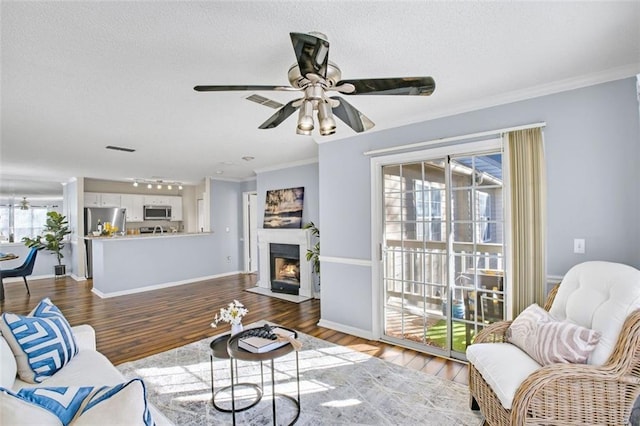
[466,342,542,409]
[549,261,640,365]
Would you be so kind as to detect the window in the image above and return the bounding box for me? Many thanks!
[0,206,50,242]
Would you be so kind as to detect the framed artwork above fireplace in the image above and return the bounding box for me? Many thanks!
[263,187,304,229]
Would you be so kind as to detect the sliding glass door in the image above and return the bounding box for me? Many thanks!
[380,144,505,360]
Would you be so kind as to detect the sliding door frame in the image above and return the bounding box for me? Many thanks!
[370,138,506,351]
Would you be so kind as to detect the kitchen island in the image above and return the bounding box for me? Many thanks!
[86,232,234,297]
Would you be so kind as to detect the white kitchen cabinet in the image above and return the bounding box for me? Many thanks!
[169,196,183,221]
[120,194,144,222]
[143,196,171,206]
[84,192,121,207]
[84,192,101,207]
[99,193,121,207]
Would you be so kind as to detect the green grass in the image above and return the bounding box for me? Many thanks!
[425,320,474,352]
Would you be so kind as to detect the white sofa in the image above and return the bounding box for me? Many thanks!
[1,323,173,425]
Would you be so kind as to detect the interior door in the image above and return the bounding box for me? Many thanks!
[380,147,505,360]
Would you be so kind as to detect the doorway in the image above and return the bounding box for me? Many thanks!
[373,139,506,360]
[243,191,258,273]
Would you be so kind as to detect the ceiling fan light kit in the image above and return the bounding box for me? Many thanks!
[195,31,435,136]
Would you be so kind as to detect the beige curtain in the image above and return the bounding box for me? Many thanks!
[506,128,547,317]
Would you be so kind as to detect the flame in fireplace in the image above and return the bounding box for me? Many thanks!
[280,263,299,280]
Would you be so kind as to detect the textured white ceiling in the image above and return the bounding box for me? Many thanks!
[1,1,639,195]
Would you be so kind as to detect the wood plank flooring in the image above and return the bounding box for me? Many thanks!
[0,274,469,385]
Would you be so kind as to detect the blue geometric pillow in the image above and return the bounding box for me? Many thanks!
[0,379,154,426]
[0,298,78,383]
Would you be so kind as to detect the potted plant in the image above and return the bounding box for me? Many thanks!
[302,221,320,277]
[22,211,72,277]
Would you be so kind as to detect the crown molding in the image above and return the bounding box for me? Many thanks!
[319,64,640,144]
[417,63,640,125]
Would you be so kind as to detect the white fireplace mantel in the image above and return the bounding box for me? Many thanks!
[254,228,313,302]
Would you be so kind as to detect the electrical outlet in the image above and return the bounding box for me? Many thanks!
[573,238,585,254]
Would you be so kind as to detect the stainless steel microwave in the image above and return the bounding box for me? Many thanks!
[143,205,171,220]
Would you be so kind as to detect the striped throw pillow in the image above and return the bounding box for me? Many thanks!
[507,303,601,365]
[0,378,154,426]
[0,298,78,383]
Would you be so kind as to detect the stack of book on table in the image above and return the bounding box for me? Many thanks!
[238,327,295,353]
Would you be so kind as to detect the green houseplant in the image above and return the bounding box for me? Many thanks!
[22,211,72,276]
[302,221,320,276]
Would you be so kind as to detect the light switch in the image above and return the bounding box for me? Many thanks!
[225,226,230,233]
[573,238,585,254]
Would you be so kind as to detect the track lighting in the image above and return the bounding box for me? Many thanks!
[133,179,184,191]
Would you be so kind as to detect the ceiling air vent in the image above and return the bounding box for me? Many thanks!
[105,145,136,153]
[245,94,283,110]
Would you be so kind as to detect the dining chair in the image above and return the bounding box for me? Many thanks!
[0,247,38,297]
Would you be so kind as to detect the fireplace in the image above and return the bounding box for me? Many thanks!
[253,228,313,302]
[270,243,300,295]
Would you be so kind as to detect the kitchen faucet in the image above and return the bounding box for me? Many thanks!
[153,225,164,234]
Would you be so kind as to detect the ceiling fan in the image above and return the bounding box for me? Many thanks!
[194,32,436,136]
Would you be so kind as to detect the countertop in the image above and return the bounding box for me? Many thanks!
[84,232,213,241]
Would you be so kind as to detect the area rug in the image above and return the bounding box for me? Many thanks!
[117,321,484,425]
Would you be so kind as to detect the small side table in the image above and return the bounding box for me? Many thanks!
[227,327,301,426]
[209,334,263,412]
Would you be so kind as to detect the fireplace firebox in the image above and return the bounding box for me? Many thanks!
[270,243,300,295]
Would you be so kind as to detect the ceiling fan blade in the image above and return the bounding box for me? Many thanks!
[194,85,298,92]
[290,32,330,78]
[335,76,436,96]
[330,96,375,133]
[258,99,301,129]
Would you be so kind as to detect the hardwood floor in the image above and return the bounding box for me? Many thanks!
[0,274,469,385]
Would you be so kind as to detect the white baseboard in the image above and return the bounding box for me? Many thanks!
[92,270,242,298]
[317,318,374,340]
[2,273,57,283]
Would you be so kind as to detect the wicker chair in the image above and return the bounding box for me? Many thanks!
[467,261,640,425]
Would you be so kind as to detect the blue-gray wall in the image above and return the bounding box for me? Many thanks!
[256,162,319,229]
[209,178,245,272]
[319,77,640,335]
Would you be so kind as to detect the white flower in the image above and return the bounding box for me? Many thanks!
[211,300,248,327]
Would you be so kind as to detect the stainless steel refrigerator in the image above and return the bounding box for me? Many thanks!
[84,207,126,278]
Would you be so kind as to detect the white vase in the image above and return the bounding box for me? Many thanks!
[231,322,243,336]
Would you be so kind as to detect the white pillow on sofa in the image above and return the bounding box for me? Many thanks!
[507,303,601,365]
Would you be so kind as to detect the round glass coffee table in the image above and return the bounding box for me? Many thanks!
[209,334,263,413]
[227,326,301,425]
